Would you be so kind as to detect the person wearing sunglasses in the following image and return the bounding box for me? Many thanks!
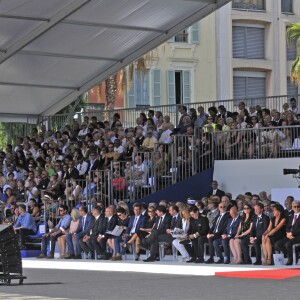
[275,200,300,265]
[201,203,230,264]
[37,204,71,259]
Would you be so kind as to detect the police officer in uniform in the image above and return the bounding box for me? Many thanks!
[183,206,209,263]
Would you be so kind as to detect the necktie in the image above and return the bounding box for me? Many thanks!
[83,216,86,230]
[171,216,176,229]
[214,215,222,233]
[229,218,236,235]
[157,217,162,230]
[131,217,138,234]
[256,216,261,227]
[292,215,297,227]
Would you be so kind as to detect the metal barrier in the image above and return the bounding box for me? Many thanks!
[211,125,300,160]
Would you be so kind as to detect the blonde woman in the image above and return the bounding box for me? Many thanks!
[172,208,191,262]
[57,208,80,259]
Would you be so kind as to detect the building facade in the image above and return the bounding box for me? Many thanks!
[88,0,300,109]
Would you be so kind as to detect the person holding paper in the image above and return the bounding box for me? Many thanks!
[108,207,130,261]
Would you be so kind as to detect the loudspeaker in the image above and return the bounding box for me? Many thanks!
[0,225,23,275]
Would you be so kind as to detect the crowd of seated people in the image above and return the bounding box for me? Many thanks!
[1,98,300,238]
[10,189,290,265]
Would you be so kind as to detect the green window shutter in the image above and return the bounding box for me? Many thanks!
[152,69,161,106]
[127,71,135,108]
[191,22,199,44]
[183,70,191,103]
[168,36,175,43]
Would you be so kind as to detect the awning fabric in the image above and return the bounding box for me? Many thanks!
[0,0,231,120]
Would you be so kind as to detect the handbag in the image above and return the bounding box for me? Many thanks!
[273,253,284,265]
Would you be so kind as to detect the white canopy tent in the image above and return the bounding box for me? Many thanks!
[0,0,231,122]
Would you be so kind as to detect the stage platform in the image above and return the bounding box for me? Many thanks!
[22,256,300,278]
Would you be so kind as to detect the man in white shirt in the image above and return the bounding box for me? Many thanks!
[76,155,88,179]
[159,123,172,144]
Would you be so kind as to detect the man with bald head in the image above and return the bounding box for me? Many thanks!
[212,206,241,264]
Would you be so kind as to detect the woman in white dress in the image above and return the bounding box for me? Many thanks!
[172,208,191,262]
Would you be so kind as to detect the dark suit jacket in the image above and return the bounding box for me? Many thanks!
[87,159,102,173]
[76,213,94,238]
[125,214,145,235]
[89,215,106,237]
[103,214,119,237]
[188,215,209,237]
[286,214,300,238]
[65,168,80,180]
[153,214,172,234]
[170,214,182,230]
[285,209,294,221]
[224,216,241,237]
[209,212,230,237]
[250,214,269,239]
[207,189,225,198]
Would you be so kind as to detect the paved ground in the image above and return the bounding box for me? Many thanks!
[0,269,299,300]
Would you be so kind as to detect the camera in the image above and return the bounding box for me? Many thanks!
[283,167,300,175]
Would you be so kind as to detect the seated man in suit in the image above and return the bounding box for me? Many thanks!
[248,202,269,265]
[212,206,241,264]
[142,205,172,262]
[184,206,209,263]
[122,203,145,260]
[97,205,118,260]
[155,205,181,257]
[65,205,94,259]
[199,202,230,264]
[79,206,105,259]
[275,200,300,265]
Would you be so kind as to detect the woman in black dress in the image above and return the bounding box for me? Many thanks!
[262,204,286,265]
[230,202,254,264]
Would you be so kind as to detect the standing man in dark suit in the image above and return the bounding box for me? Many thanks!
[79,206,105,259]
[275,200,300,265]
[202,203,230,264]
[65,205,94,259]
[65,160,79,180]
[97,206,118,260]
[213,206,241,264]
[207,180,225,198]
[249,203,269,265]
[87,151,102,177]
[142,205,172,262]
[284,196,294,219]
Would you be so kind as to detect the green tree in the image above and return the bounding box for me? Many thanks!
[287,23,300,85]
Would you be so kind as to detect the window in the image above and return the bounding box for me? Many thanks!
[286,35,297,61]
[175,29,188,43]
[232,0,265,11]
[233,26,265,59]
[127,70,150,108]
[287,77,298,96]
[167,70,191,106]
[282,0,293,14]
[233,74,266,106]
[168,22,199,44]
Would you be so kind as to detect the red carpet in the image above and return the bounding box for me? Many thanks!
[215,268,300,279]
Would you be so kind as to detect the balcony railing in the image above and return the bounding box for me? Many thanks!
[232,0,265,11]
[174,33,189,43]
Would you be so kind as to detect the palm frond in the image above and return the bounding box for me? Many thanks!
[286,23,300,47]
